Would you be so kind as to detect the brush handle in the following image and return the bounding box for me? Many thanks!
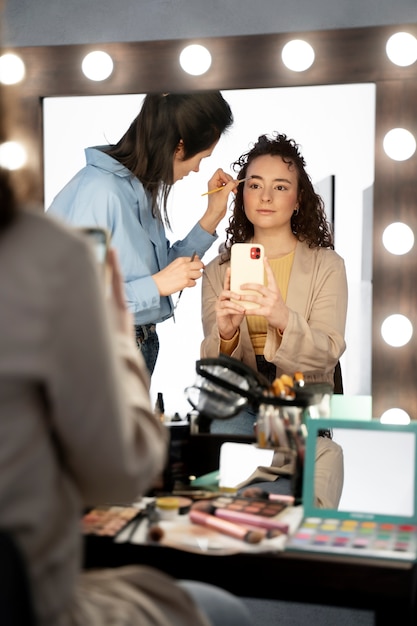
[215,508,289,534]
[201,177,251,196]
[190,509,253,542]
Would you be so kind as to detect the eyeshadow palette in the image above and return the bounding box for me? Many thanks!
[288,517,417,560]
[286,418,417,562]
[81,505,143,537]
[209,495,288,518]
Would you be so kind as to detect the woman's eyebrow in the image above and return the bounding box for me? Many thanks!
[248,174,293,184]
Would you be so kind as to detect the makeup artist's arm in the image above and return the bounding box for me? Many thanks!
[49,238,168,505]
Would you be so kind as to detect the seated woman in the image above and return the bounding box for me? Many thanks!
[200,132,348,436]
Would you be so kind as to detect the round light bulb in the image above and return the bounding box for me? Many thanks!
[179,45,212,76]
[386,32,417,67]
[382,222,414,255]
[0,141,27,170]
[383,128,416,161]
[0,53,26,85]
[381,314,413,347]
[281,40,315,72]
[380,408,410,425]
[81,51,114,81]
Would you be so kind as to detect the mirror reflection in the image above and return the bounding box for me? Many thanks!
[44,84,375,417]
[312,425,416,518]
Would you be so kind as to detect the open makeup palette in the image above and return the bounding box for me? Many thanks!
[287,418,417,561]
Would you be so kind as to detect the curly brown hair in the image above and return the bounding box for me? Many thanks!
[221,133,333,262]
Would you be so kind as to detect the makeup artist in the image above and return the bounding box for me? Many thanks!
[48,92,236,375]
[201,133,348,434]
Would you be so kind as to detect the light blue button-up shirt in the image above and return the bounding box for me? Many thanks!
[48,147,218,325]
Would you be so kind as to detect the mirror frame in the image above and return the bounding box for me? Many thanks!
[8,23,417,418]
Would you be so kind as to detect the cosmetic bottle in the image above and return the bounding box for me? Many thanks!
[154,392,165,423]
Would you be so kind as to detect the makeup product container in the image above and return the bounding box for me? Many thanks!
[155,497,180,520]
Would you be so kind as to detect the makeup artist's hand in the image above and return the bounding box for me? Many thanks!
[153,255,203,296]
[199,168,236,234]
[215,267,245,340]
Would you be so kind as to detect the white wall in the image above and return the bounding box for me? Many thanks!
[44,83,375,417]
[332,428,415,516]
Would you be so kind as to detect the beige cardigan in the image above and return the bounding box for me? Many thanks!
[0,210,210,626]
[201,240,348,386]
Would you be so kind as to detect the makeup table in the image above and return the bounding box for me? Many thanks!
[83,508,417,626]
[83,430,417,624]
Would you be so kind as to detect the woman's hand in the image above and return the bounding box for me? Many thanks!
[215,267,246,340]
[199,168,241,235]
[153,255,204,296]
[240,258,290,333]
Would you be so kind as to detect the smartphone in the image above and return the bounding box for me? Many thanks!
[79,227,109,266]
[230,243,265,310]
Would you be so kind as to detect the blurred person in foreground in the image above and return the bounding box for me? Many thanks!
[0,55,253,626]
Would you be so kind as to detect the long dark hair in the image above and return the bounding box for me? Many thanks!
[106,91,233,227]
[221,132,333,261]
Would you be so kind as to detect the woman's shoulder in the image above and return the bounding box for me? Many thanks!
[297,241,345,265]
[204,252,229,274]
[316,434,344,457]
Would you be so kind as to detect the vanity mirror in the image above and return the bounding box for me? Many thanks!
[7,23,417,418]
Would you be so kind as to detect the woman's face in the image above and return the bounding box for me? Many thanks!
[173,140,218,182]
[242,154,299,232]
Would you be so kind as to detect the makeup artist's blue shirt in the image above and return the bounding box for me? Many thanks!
[47,147,217,325]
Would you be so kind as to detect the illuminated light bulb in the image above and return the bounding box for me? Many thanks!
[381,314,413,347]
[0,141,27,170]
[386,32,417,67]
[0,53,25,84]
[81,51,113,81]
[383,128,416,161]
[382,222,414,255]
[179,44,212,76]
[380,408,410,425]
[281,40,315,72]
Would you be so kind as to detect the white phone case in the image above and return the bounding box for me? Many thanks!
[230,243,265,310]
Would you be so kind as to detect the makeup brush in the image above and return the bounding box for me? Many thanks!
[201,177,252,196]
[240,487,295,505]
[215,508,289,534]
[189,509,264,544]
[237,522,283,540]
